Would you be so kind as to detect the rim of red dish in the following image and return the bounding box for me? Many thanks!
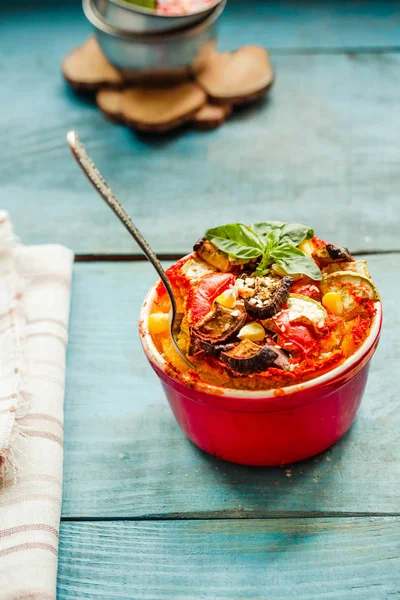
[139,282,382,400]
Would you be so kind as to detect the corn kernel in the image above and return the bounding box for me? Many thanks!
[215,288,237,309]
[322,292,343,316]
[148,312,170,335]
[238,322,266,342]
[298,239,315,256]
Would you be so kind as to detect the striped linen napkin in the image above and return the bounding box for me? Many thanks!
[0,212,73,599]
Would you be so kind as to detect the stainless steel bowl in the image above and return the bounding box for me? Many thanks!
[93,0,223,33]
[83,0,225,80]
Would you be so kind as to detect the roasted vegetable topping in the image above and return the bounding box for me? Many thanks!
[266,311,317,355]
[287,294,327,333]
[322,292,343,316]
[192,337,237,358]
[220,339,283,373]
[298,239,315,256]
[244,276,293,319]
[180,257,216,281]
[320,271,379,318]
[148,312,169,334]
[194,238,231,271]
[313,244,353,265]
[149,221,380,386]
[238,322,266,342]
[323,260,370,278]
[190,272,235,324]
[215,287,237,309]
[193,301,247,344]
[326,244,353,262]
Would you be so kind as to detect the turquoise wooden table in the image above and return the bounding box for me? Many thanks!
[2,1,400,597]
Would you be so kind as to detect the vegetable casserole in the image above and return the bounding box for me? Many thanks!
[148,221,380,391]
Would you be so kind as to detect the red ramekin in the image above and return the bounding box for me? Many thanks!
[139,284,382,466]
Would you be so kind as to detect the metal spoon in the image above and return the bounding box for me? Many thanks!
[66,130,194,369]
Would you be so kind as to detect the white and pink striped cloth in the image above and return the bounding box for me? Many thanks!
[0,213,73,599]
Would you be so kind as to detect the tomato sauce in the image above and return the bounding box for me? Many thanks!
[148,229,379,391]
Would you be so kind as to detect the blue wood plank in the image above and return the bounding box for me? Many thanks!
[4,0,400,51]
[1,4,400,254]
[57,518,400,599]
[222,0,400,52]
[61,254,399,518]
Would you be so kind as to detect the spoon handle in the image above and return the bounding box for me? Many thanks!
[66,131,177,314]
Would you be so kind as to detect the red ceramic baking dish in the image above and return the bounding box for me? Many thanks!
[140,284,382,466]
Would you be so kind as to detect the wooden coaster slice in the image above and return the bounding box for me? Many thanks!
[62,37,124,91]
[120,83,207,133]
[196,46,274,105]
[192,103,231,130]
[96,89,124,123]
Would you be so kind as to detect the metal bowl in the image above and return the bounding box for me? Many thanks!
[93,0,223,33]
[83,0,225,80]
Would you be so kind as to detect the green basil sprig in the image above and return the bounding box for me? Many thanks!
[205,223,264,260]
[204,221,322,280]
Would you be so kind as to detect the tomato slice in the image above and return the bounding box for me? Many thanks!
[190,273,235,324]
[311,236,326,250]
[273,311,317,355]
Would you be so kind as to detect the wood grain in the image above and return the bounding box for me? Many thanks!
[5,0,400,51]
[2,6,400,254]
[61,255,399,518]
[57,518,400,599]
[4,2,400,596]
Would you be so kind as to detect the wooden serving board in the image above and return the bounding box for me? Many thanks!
[62,38,274,132]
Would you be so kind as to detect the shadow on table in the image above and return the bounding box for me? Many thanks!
[180,426,357,557]
[229,94,272,123]
[63,84,98,109]
[187,423,356,519]
[62,83,271,150]
[125,94,271,147]
[130,126,188,149]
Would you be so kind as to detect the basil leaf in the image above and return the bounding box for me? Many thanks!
[264,229,281,253]
[254,252,273,275]
[270,244,322,280]
[205,223,264,260]
[252,221,314,246]
[279,223,314,246]
[251,221,286,240]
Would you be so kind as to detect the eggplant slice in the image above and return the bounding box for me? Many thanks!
[313,244,353,265]
[192,301,248,345]
[244,276,293,319]
[193,338,237,358]
[220,339,288,374]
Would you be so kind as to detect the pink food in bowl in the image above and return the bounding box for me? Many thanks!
[139,284,382,466]
[157,0,217,15]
